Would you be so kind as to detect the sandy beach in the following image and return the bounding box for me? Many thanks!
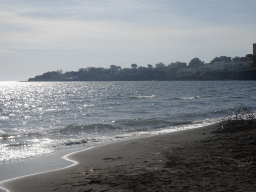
[1,122,256,192]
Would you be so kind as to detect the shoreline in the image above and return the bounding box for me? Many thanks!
[1,123,220,192]
[0,121,217,183]
[1,121,256,191]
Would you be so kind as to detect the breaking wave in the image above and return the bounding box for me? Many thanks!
[129,95,156,99]
[0,81,255,166]
[172,96,200,100]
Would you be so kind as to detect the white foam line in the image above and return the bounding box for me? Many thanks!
[0,118,220,192]
[0,146,95,192]
[0,129,168,191]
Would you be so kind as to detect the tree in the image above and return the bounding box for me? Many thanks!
[110,65,117,69]
[147,64,153,69]
[131,63,138,69]
[109,65,121,74]
[79,68,87,72]
[88,67,105,74]
[188,58,201,68]
[57,70,63,74]
[155,62,165,68]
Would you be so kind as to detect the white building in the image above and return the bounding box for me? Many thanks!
[177,61,250,77]
[168,62,187,68]
[211,61,250,71]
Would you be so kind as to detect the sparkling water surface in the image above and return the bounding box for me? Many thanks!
[0,81,255,183]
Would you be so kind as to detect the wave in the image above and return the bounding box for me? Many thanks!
[171,121,194,126]
[64,139,88,146]
[57,123,120,135]
[0,116,9,120]
[0,131,16,140]
[101,102,120,106]
[129,95,156,99]
[113,117,196,130]
[5,143,28,148]
[125,128,149,133]
[172,96,200,100]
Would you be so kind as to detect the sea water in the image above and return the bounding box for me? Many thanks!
[0,81,255,183]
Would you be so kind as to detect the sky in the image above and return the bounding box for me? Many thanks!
[0,0,256,81]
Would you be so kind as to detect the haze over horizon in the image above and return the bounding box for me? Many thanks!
[1,0,256,81]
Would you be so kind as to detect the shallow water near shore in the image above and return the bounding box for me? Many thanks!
[0,81,256,183]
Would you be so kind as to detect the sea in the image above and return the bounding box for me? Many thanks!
[0,81,255,185]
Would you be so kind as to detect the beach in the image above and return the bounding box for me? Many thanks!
[1,122,256,192]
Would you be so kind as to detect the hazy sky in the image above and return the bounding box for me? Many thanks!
[1,0,256,81]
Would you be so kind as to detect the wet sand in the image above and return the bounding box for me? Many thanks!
[1,122,256,192]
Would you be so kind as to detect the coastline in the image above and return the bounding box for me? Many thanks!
[1,124,217,192]
[1,122,256,191]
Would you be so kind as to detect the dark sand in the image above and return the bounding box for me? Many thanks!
[1,122,256,192]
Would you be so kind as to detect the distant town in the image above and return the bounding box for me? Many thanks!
[28,44,256,81]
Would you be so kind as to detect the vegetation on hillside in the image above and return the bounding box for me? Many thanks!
[28,56,256,81]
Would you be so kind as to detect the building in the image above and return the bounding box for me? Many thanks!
[240,57,246,61]
[246,54,253,62]
[254,43,256,56]
[220,56,232,62]
[168,62,187,68]
[253,43,256,64]
[232,57,240,62]
[211,61,250,71]
[177,61,250,77]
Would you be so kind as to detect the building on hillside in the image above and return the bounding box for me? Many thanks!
[168,63,176,68]
[254,43,256,56]
[177,61,250,77]
[240,57,246,61]
[168,62,187,68]
[211,61,250,71]
[220,56,232,62]
[246,54,253,63]
[253,43,256,64]
[232,57,240,62]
